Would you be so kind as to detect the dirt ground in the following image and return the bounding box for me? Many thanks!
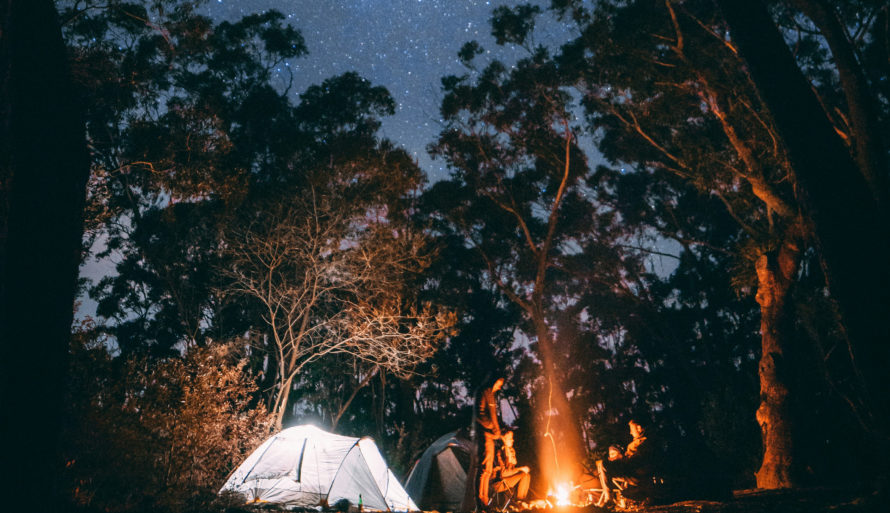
[228,487,884,513]
[522,488,883,513]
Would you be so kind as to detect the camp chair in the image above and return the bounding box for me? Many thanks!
[589,460,672,509]
[488,481,516,512]
[580,460,630,509]
[489,469,533,511]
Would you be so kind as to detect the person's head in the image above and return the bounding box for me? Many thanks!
[482,373,505,392]
[608,445,622,460]
[628,420,644,438]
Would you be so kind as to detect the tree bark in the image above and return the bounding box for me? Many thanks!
[0,0,90,506]
[272,374,294,431]
[714,0,890,461]
[753,236,802,488]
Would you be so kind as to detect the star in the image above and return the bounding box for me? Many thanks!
[208,1,574,182]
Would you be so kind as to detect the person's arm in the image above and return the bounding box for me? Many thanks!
[624,438,642,458]
[476,390,495,430]
[479,390,500,435]
[489,394,501,437]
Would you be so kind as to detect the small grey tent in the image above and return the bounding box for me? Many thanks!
[404,432,474,512]
[220,424,417,511]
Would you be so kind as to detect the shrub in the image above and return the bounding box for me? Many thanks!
[64,335,272,512]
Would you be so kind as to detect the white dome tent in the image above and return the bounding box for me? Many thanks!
[220,424,418,511]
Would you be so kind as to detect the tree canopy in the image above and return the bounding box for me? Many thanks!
[7,0,886,510]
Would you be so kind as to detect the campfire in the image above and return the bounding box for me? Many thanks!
[547,482,577,507]
[545,479,603,508]
[536,431,600,508]
[552,483,572,506]
[528,374,624,509]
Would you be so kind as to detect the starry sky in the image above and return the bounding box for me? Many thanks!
[78,1,681,319]
[76,1,583,318]
[208,0,578,182]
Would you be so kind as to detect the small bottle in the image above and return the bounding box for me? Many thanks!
[359,494,363,513]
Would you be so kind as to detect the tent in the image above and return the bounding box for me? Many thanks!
[404,431,474,512]
[220,424,418,511]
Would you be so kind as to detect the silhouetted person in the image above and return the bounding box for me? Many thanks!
[607,419,655,485]
[597,418,670,505]
[475,375,504,509]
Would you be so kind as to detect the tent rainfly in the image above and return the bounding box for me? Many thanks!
[403,431,474,512]
[220,424,418,511]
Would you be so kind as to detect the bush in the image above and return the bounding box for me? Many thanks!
[64,334,273,512]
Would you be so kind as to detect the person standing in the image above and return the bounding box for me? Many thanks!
[475,374,504,510]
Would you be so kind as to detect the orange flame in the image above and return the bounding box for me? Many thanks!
[536,374,582,501]
[554,483,571,506]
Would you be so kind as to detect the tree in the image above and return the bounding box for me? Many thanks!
[58,1,454,504]
[0,0,90,505]
[552,0,887,487]
[59,0,308,355]
[556,0,806,488]
[221,183,453,430]
[713,1,890,480]
[786,0,888,207]
[426,26,650,483]
[589,161,764,487]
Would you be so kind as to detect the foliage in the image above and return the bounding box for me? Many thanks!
[422,12,675,480]
[221,176,455,429]
[53,0,890,501]
[61,0,311,355]
[64,322,272,512]
[63,0,447,435]
[417,0,809,488]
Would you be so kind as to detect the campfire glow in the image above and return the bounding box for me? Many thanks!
[547,482,579,507]
[535,370,586,508]
[554,483,571,506]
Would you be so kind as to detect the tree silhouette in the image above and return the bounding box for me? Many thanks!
[1,0,90,506]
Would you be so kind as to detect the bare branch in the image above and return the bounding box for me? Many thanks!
[218,190,451,429]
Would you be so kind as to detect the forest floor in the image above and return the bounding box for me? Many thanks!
[544,487,883,513]
[233,487,884,513]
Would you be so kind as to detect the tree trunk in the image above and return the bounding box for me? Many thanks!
[714,0,890,465]
[331,366,378,431]
[0,0,90,506]
[272,375,294,431]
[753,237,802,488]
[533,311,585,485]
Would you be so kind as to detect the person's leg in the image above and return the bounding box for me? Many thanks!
[516,472,530,500]
[478,433,496,506]
[475,436,486,508]
[493,473,523,509]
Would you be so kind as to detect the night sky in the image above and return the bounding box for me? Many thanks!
[208,0,578,182]
[78,1,586,315]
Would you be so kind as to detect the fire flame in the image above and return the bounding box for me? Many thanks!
[549,482,572,507]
